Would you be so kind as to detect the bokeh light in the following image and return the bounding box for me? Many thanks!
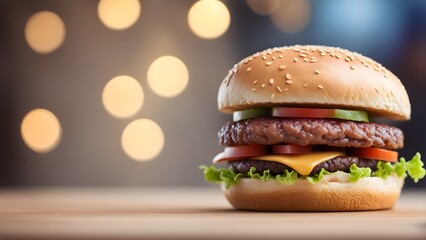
[121,119,164,161]
[246,0,281,15]
[25,11,65,54]
[98,0,141,30]
[271,0,311,34]
[21,109,62,153]
[312,0,405,58]
[102,75,144,118]
[188,0,231,39]
[147,56,189,98]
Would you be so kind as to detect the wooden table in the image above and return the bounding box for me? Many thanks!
[0,188,425,239]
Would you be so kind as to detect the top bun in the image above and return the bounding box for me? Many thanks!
[218,45,410,120]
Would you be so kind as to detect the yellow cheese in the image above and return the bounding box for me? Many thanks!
[250,152,345,176]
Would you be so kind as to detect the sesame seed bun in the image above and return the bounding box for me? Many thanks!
[222,172,403,211]
[218,45,411,120]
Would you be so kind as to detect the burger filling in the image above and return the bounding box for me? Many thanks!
[230,156,378,175]
[219,117,403,149]
[201,107,425,188]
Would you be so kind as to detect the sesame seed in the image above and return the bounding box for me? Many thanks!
[266,61,272,66]
[299,53,307,57]
[253,80,258,85]
[310,59,318,63]
[375,88,380,93]
[272,56,276,60]
[345,58,350,62]
[286,73,292,80]
[251,88,256,92]
[249,57,253,61]
[361,86,365,91]
[269,78,274,84]
[330,53,335,57]
[320,52,326,56]
[350,66,355,70]
[243,59,249,64]
[279,54,283,59]
[304,58,309,62]
[384,74,388,78]
[286,80,294,85]
[261,84,266,88]
[277,86,283,93]
[317,85,324,89]
[271,93,275,99]
[279,65,287,70]
[374,67,379,71]
[294,57,298,62]
[315,70,320,74]
[294,48,301,52]
[336,54,342,59]
[303,83,308,88]
[350,56,355,61]
[247,67,252,72]
[262,55,267,60]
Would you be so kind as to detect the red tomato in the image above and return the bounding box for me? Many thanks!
[272,107,334,118]
[212,145,268,163]
[350,148,398,162]
[272,144,312,154]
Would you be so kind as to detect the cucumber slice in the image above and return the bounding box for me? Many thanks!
[233,108,271,121]
[334,109,369,122]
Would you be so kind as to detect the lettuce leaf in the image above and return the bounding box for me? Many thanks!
[276,170,299,185]
[200,152,425,187]
[247,167,273,181]
[306,168,330,183]
[394,152,425,183]
[373,153,425,182]
[200,165,243,189]
[349,164,371,182]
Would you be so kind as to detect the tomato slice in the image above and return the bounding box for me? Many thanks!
[212,145,268,163]
[272,107,369,122]
[273,107,332,118]
[272,144,312,154]
[350,148,398,162]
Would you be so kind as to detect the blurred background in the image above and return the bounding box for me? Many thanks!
[0,0,425,188]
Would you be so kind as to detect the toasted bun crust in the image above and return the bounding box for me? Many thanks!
[222,172,403,211]
[218,45,410,120]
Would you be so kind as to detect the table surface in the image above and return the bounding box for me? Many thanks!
[0,188,425,239]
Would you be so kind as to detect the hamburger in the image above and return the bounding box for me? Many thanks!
[201,45,425,211]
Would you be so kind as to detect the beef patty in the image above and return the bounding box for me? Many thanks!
[219,118,403,149]
[229,156,378,175]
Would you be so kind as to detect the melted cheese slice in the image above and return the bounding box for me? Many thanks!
[250,152,345,176]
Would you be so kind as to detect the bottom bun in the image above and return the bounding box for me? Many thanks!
[222,171,404,211]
